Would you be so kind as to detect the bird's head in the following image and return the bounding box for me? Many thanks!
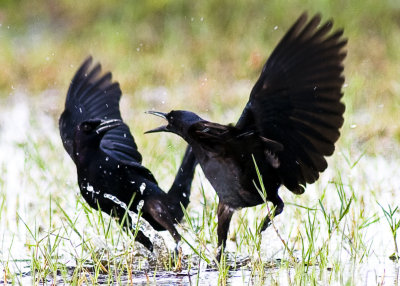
[145,110,203,140]
[73,118,122,158]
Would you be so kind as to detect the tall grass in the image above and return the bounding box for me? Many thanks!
[0,96,399,284]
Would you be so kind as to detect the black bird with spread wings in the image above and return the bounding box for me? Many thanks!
[59,57,197,251]
[146,13,347,254]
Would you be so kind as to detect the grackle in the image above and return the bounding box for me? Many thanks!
[59,57,197,251]
[146,13,347,255]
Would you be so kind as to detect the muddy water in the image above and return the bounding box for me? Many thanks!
[2,255,400,285]
[0,259,254,285]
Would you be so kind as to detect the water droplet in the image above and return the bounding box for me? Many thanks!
[140,182,146,195]
[105,156,109,161]
[87,184,94,192]
[137,200,144,211]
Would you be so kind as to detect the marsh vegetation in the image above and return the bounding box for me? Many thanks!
[0,1,400,284]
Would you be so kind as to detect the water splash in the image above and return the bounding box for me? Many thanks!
[139,182,146,195]
[103,193,155,240]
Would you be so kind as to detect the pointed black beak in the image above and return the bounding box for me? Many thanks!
[144,125,169,134]
[95,119,123,134]
[145,110,169,134]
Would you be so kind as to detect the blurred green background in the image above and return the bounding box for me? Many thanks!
[0,0,399,156]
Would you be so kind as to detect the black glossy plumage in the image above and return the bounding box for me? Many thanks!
[59,57,197,251]
[146,13,347,254]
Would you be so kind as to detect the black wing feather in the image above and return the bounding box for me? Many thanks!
[236,13,346,194]
[59,56,144,166]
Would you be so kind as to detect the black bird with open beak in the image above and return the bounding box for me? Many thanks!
[146,13,347,257]
[59,57,197,252]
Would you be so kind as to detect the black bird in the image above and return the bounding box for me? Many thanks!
[146,13,347,253]
[59,57,197,251]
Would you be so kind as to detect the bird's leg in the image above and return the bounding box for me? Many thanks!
[216,202,235,261]
[142,197,181,248]
[134,230,154,252]
[110,205,155,251]
[122,223,154,252]
[142,197,184,270]
[260,194,284,232]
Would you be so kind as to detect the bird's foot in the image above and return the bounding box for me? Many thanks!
[212,248,237,271]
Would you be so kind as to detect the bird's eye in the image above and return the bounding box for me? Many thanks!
[82,123,91,131]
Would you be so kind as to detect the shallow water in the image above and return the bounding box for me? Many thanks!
[2,255,400,285]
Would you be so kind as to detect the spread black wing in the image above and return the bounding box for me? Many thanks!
[236,13,347,194]
[59,57,154,180]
